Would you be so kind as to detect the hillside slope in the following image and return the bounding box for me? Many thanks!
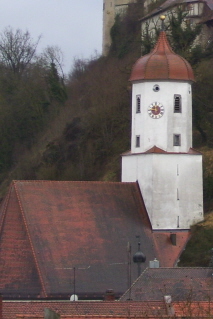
[0,2,213,266]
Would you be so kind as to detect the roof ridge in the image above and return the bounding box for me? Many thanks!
[164,35,171,79]
[13,182,48,298]
[0,183,13,235]
[148,266,213,269]
[119,267,149,300]
[135,182,152,228]
[130,148,201,155]
[13,180,134,185]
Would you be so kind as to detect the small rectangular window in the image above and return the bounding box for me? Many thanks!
[173,134,181,146]
[174,94,182,113]
[136,135,140,147]
[136,95,141,113]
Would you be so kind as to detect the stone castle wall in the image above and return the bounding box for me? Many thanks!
[102,0,136,55]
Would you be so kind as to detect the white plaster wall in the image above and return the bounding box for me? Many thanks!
[131,81,192,153]
[122,153,203,229]
[122,154,154,217]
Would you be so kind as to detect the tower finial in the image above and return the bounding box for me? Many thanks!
[160,15,166,31]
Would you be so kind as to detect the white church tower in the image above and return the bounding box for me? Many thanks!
[122,18,203,230]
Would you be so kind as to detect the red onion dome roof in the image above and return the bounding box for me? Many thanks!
[129,31,195,82]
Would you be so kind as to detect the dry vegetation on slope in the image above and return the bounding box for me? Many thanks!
[0,2,213,265]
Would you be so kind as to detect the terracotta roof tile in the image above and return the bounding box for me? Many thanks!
[2,301,167,319]
[129,32,194,82]
[173,301,213,317]
[4,300,213,319]
[0,183,42,298]
[123,146,201,155]
[0,181,189,299]
[120,267,213,301]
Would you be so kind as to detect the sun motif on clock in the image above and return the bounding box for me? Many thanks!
[148,102,164,119]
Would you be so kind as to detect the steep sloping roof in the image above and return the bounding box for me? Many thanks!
[0,180,190,299]
[0,184,42,298]
[120,267,213,301]
[129,31,194,82]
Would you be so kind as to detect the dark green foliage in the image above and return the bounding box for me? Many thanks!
[203,173,213,206]
[37,55,131,182]
[46,62,67,103]
[193,59,213,147]
[141,22,159,55]
[110,3,144,58]
[179,222,213,267]
[168,8,202,54]
[0,31,66,176]
[166,8,213,66]
[140,6,213,66]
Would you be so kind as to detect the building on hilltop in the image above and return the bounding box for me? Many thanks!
[140,0,213,48]
[102,0,137,55]
[102,0,213,56]
[0,20,203,305]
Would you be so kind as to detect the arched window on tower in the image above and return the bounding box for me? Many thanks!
[174,95,182,113]
[136,95,141,113]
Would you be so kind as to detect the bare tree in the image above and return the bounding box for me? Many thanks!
[0,26,41,74]
[41,45,65,79]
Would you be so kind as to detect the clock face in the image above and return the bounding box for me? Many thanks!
[148,102,164,119]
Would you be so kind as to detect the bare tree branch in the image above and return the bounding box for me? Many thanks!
[0,26,41,74]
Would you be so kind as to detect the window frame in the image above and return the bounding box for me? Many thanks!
[136,135,140,148]
[173,134,181,146]
[136,95,141,113]
[174,94,182,113]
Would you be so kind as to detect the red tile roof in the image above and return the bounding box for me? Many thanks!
[0,184,42,297]
[129,31,194,82]
[2,300,167,319]
[120,267,213,301]
[0,180,189,299]
[122,146,201,155]
[4,300,213,319]
[173,301,213,317]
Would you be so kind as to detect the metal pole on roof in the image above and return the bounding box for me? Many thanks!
[160,15,166,31]
[133,236,146,278]
[56,265,90,301]
[127,242,132,300]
